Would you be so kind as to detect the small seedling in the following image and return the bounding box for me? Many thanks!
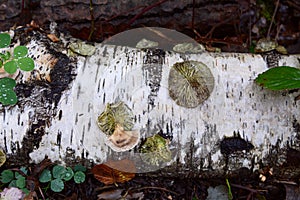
[0,32,35,105]
[226,178,233,200]
[0,167,30,195]
[39,164,86,192]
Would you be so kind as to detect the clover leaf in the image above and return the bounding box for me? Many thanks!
[0,77,17,105]
[52,165,67,179]
[50,178,64,192]
[38,164,86,193]
[4,60,18,74]
[17,57,34,71]
[16,176,26,188]
[0,170,14,183]
[39,169,52,183]
[0,51,11,62]
[74,164,87,172]
[0,33,35,106]
[13,46,28,59]
[74,171,85,184]
[0,33,11,48]
[62,167,74,181]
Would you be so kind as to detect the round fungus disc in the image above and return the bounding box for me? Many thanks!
[168,61,214,108]
[139,134,172,166]
[97,101,134,136]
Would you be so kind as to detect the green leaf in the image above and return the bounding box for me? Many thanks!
[0,33,11,48]
[20,167,28,175]
[62,167,74,181]
[52,165,66,179]
[4,60,18,74]
[21,187,30,195]
[74,171,85,184]
[39,169,52,183]
[255,66,300,90]
[8,179,17,187]
[50,178,64,192]
[0,77,17,105]
[0,77,16,89]
[74,164,86,172]
[17,57,34,71]
[13,46,28,59]
[15,167,27,179]
[16,176,26,188]
[15,172,23,180]
[0,170,14,183]
[0,87,17,105]
[0,52,11,62]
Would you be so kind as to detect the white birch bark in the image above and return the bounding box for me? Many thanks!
[0,31,299,174]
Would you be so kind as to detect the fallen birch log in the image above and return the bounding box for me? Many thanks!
[0,28,299,177]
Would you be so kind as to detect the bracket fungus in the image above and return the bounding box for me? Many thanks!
[97,102,139,152]
[0,149,6,167]
[168,61,214,108]
[139,134,172,166]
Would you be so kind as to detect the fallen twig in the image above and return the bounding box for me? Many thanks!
[128,0,169,26]
[124,186,179,198]
[88,0,95,41]
[267,0,280,39]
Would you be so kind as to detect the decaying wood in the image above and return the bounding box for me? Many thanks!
[0,29,299,179]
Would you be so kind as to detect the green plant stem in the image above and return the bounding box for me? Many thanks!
[226,179,233,200]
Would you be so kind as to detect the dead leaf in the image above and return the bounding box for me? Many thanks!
[97,189,123,200]
[0,187,25,200]
[23,191,38,200]
[105,159,136,173]
[0,148,6,167]
[47,34,60,42]
[92,159,135,185]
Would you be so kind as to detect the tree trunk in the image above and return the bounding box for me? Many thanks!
[0,28,299,179]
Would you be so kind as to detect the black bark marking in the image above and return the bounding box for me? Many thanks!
[220,132,254,155]
[57,131,62,151]
[142,49,165,111]
[58,110,62,120]
[292,119,300,133]
[286,148,300,167]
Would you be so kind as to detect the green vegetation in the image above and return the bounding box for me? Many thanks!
[225,178,233,200]
[257,0,274,22]
[39,164,86,192]
[0,164,86,196]
[255,66,300,90]
[0,33,35,105]
[0,167,30,194]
